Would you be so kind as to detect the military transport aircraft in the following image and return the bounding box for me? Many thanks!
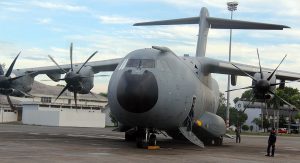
[9,7,300,148]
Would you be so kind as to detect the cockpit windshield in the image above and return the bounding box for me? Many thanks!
[126,59,155,68]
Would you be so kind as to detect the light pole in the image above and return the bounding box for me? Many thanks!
[226,1,238,128]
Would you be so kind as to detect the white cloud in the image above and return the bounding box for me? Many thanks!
[37,18,52,25]
[32,1,87,12]
[98,15,144,24]
[1,0,300,99]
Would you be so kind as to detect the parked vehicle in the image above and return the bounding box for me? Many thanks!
[277,128,288,134]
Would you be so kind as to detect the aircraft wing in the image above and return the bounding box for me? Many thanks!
[21,58,122,75]
[199,57,300,81]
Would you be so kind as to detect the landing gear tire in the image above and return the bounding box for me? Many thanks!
[203,138,213,146]
[136,136,147,148]
[149,134,157,146]
[214,137,223,146]
[136,128,147,148]
[125,130,136,142]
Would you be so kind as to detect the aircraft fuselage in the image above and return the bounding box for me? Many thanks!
[108,48,220,130]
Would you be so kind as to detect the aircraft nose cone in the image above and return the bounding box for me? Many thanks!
[117,70,158,113]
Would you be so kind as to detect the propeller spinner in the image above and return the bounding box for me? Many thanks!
[48,43,98,107]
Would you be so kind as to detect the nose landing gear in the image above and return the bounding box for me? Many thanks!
[135,128,158,149]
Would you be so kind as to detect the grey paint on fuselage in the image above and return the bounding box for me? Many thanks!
[108,48,219,130]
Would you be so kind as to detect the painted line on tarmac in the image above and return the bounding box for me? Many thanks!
[283,147,300,151]
[28,132,40,135]
[66,134,124,140]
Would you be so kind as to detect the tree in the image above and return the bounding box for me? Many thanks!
[250,125,254,132]
[241,90,253,101]
[99,92,108,97]
[251,117,270,132]
[252,118,262,129]
[109,112,118,126]
[217,93,248,126]
[270,87,300,109]
[295,112,300,120]
[279,115,287,128]
[233,97,240,104]
[263,117,271,132]
[217,107,248,126]
[242,124,249,131]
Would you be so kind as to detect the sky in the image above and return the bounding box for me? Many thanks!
[0,0,300,106]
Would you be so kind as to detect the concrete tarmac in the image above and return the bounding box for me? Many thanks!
[0,124,299,163]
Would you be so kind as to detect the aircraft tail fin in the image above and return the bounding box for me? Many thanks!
[134,7,289,57]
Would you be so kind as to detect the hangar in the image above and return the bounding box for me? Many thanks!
[0,81,111,127]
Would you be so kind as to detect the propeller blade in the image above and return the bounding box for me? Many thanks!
[76,51,98,73]
[256,49,263,79]
[231,63,257,81]
[0,64,4,75]
[5,51,21,77]
[225,85,255,92]
[55,84,70,101]
[6,95,16,111]
[95,74,109,77]
[89,91,98,98]
[268,90,295,109]
[80,74,109,79]
[242,92,256,113]
[9,71,38,82]
[267,54,287,81]
[74,90,78,108]
[48,55,67,73]
[40,78,65,82]
[9,75,25,81]
[70,43,73,71]
[14,88,34,97]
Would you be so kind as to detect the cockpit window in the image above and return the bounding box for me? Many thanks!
[126,59,155,68]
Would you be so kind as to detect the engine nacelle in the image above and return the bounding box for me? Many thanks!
[10,70,35,96]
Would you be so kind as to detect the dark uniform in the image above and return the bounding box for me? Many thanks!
[266,128,277,157]
[235,127,241,143]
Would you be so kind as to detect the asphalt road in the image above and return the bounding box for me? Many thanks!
[0,124,299,163]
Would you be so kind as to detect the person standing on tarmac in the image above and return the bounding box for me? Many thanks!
[265,128,277,157]
[235,126,241,143]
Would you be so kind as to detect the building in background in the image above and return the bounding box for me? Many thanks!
[0,81,109,128]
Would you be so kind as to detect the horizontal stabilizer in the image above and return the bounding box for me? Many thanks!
[134,16,289,30]
[207,17,290,30]
[134,17,199,26]
[133,7,289,57]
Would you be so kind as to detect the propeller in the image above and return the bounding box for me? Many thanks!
[227,49,296,108]
[0,52,32,110]
[48,43,98,107]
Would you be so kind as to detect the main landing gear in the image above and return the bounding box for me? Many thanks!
[202,137,223,146]
[125,127,157,148]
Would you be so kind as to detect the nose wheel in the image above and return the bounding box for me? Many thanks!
[135,128,157,148]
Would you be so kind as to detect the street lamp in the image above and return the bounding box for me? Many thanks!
[226,1,238,128]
